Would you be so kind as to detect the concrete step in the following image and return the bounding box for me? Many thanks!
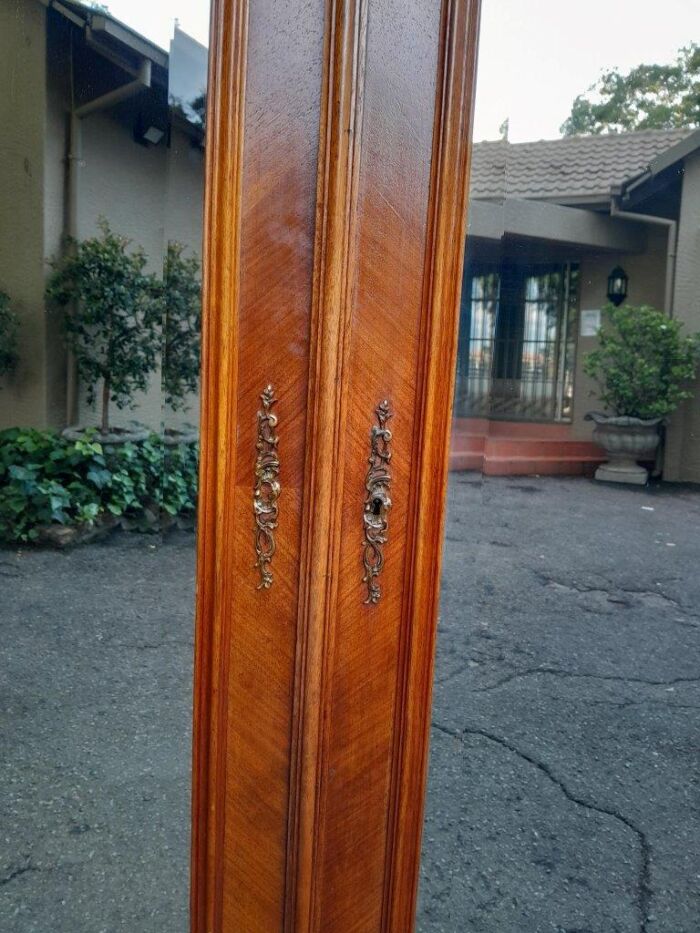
[449,417,607,477]
[449,451,485,471]
[450,434,486,454]
[448,451,604,476]
[484,438,603,459]
[483,455,602,477]
[484,419,573,439]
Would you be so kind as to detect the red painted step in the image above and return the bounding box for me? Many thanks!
[484,437,603,459]
[449,418,605,477]
[483,455,601,477]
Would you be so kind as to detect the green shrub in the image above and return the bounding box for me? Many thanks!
[584,303,700,419]
[0,428,198,544]
[46,220,160,433]
[162,440,199,517]
[161,241,201,411]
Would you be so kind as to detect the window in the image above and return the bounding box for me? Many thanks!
[455,261,579,421]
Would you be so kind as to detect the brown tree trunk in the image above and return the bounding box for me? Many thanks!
[101,378,110,434]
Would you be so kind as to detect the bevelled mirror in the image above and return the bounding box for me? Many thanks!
[2,1,699,932]
[419,2,700,932]
[0,1,210,929]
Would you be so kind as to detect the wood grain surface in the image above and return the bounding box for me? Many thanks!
[191,1,481,930]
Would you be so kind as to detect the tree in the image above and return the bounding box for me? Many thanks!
[46,220,160,434]
[169,92,207,137]
[561,44,700,136]
[161,241,201,411]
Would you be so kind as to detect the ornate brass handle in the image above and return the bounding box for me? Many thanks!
[253,385,280,589]
[362,400,393,604]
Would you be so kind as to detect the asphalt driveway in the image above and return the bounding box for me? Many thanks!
[419,475,700,933]
[1,476,699,932]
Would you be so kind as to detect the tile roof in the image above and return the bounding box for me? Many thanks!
[469,129,693,203]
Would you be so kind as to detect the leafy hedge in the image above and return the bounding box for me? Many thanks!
[584,304,700,419]
[0,429,198,544]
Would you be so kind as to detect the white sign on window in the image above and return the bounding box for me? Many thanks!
[580,309,601,337]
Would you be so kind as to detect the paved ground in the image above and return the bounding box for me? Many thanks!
[1,476,699,932]
[1,534,195,933]
[419,476,700,933]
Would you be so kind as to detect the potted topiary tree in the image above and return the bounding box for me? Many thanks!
[0,290,19,385]
[584,303,700,484]
[160,240,201,445]
[46,220,160,442]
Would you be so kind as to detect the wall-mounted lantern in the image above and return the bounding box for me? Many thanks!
[141,125,165,145]
[134,117,166,147]
[607,266,628,307]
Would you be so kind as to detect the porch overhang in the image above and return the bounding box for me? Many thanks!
[468,198,647,253]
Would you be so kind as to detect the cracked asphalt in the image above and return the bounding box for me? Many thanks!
[1,533,195,933]
[1,476,699,932]
[418,475,700,933]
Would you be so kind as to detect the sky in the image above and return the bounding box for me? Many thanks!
[102,0,700,143]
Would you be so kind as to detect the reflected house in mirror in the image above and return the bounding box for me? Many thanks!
[2,0,700,484]
[168,24,208,132]
[451,127,700,483]
[0,0,206,435]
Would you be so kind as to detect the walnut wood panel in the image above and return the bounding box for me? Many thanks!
[314,2,448,927]
[192,1,481,931]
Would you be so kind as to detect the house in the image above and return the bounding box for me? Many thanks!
[2,0,700,483]
[0,0,206,432]
[452,128,700,482]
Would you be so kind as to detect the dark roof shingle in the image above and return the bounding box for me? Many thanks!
[469,129,692,203]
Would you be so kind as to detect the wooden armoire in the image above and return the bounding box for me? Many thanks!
[191,0,481,930]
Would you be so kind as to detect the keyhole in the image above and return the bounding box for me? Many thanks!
[372,497,383,516]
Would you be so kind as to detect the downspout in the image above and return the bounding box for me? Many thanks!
[65,55,152,424]
[610,196,677,316]
[610,195,679,478]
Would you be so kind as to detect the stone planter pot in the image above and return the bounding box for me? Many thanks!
[36,512,118,548]
[162,425,199,447]
[585,412,661,485]
[62,424,151,445]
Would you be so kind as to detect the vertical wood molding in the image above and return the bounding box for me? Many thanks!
[383,1,482,929]
[191,1,481,929]
[285,1,369,928]
[190,1,249,930]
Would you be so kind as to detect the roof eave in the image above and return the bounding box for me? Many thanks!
[620,127,700,201]
[470,192,612,209]
[468,198,647,253]
[45,0,169,70]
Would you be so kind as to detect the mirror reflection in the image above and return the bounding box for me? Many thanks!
[420,2,700,931]
[1,1,208,929]
[2,0,699,931]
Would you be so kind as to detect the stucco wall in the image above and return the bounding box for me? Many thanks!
[43,14,71,427]
[0,0,48,429]
[570,228,668,440]
[666,150,700,483]
[73,118,205,432]
[0,3,205,434]
[73,107,168,431]
[162,127,205,429]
